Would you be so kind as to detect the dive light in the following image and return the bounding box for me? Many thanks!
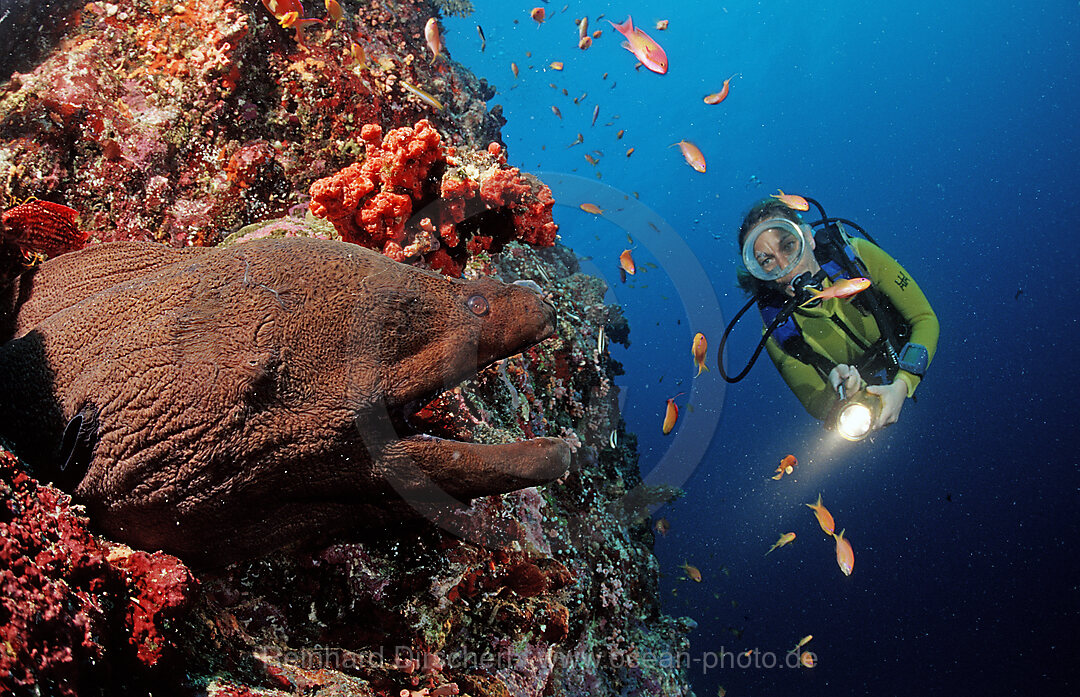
[831,386,882,442]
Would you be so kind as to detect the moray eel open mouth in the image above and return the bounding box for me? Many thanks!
[375,291,571,503]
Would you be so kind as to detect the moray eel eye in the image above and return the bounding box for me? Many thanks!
[466,294,490,316]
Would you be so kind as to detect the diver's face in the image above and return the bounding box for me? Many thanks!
[752,224,820,296]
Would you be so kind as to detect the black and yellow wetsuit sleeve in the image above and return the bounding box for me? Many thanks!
[850,238,939,396]
[764,238,939,420]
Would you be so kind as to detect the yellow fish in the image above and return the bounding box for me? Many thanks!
[680,561,702,582]
[424,17,443,63]
[834,529,854,576]
[770,189,809,211]
[765,532,796,556]
[805,494,835,536]
[692,332,709,377]
[673,140,706,173]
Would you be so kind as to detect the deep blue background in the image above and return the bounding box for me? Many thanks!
[447,1,1079,694]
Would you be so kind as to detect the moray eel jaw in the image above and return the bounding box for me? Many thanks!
[377,435,571,503]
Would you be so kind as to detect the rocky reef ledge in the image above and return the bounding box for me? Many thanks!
[0,1,694,694]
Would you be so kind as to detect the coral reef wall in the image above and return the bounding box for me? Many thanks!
[0,1,694,695]
[0,0,504,246]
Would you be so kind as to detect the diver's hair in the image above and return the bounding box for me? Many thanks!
[735,198,805,300]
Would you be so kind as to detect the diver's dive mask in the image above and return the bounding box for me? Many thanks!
[741,217,812,281]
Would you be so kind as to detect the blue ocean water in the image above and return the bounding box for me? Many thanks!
[447,1,1079,694]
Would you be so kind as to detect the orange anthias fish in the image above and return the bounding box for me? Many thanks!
[805,494,835,535]
[833,529,855,576]
[770,189,810,211]
[765,532,796,556]
[692,332,709,377]
[608,16,668,74]
[261,0,324,42]
[673,140,706,173]
[798,277,872,308]
[771,454,798,480]
[795,634,813,650]
[680,561,702,582]
[580,203,603,215]
[655,517,670,536]
[424,17,443,63]
[704,74,740,105]
[619,248,636,276]
[530,7,546,24]
[800,652,816,668]
[662,395,681,435]
[324,0,343,22]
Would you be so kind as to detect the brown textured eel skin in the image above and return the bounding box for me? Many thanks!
[0,238,569,567]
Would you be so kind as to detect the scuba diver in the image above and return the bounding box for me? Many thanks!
[719,196,939,440]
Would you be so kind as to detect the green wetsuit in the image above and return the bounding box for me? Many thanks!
[764,237,939,420]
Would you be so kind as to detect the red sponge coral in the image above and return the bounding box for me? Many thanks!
[309,121,558,276]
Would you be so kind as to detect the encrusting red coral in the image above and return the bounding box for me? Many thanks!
[0,448,198,694]
[309,119,557,276]
[108,547,197,667]
[0,449,108,696]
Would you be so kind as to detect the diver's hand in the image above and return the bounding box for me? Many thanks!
[867,380,908,428]
[828,365,865,397]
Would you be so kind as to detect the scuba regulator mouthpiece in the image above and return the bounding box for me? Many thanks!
[791,270,826,307]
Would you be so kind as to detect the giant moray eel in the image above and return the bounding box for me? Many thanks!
[0,238,570,566]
